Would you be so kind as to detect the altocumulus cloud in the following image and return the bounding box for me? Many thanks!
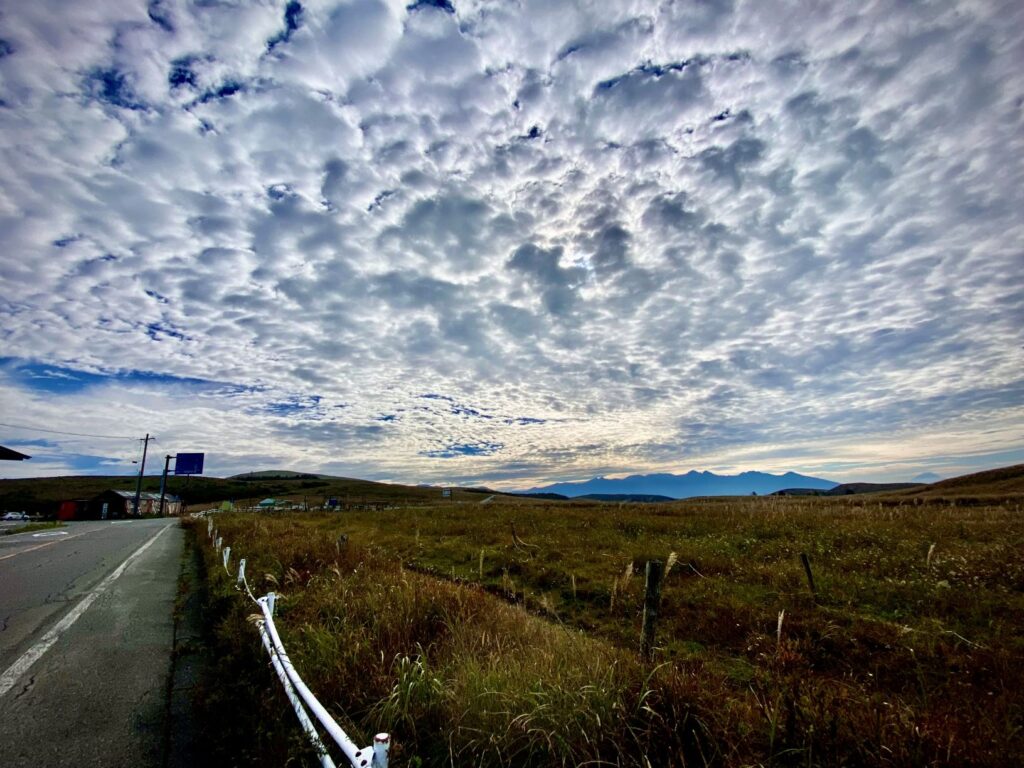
[0,0,1022,485]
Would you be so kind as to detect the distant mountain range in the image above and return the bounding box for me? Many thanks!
[520,470,838,499]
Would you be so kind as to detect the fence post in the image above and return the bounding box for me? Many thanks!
[800,552,816,599]
[373,733,390,767]
[640,559,664,660]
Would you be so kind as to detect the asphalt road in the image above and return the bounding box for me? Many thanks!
[0,518,183,767]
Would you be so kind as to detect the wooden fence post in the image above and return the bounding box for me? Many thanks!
[800,552,816,599]
[640,559,664,660]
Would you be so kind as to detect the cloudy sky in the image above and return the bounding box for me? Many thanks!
[0,0,1022,487]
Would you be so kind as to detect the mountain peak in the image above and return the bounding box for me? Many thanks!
[522,469,837,499]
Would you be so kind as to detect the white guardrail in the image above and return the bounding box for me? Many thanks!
[204,515,390,768]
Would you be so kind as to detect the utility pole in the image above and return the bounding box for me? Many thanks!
[158,454,173,517]
[132,433,152,516]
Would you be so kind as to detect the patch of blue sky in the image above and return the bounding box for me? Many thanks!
[85,67,147,111]
[419,393,455,402]
[407,0,456,14]
[419,392,544,424]
[145,322,188,341]
[52,234,81,248]
[195,80,245,104]
[3,437,57,449]
[421,441,504,459]
[451,404,491,419]
[32,452,130,473]
[266,1,304,52]
[168,56,198,89]
[263,395,324,418]
[0,357,246,396]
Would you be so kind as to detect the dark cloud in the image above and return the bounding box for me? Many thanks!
[507,244,586,317]
[698,137,765,189]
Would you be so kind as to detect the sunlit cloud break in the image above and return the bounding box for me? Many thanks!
[0,0,1022,486]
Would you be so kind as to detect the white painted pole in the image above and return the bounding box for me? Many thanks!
[373,734,390,767]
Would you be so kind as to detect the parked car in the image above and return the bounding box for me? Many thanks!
[2,511,29,521]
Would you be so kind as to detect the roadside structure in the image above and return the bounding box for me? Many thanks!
[0,445,31,461]
[59,490,182,520]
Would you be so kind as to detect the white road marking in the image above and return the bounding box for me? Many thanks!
[0,530,93,561]
[31,531,68,538]
[0,523,172,698]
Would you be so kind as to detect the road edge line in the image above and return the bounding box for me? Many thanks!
[0,522,173,698]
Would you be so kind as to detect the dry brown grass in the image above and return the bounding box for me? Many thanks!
[192,491,1024,766]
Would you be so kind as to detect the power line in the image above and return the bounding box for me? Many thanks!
[0,421,141,440]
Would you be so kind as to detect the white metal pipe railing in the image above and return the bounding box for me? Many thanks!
[202,512,390,768]
[258,594,390,768]
[258,620,337,768]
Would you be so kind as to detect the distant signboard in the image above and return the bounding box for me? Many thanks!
[175,453,205,475]
[441,488,452,498]
[326,497,339,508]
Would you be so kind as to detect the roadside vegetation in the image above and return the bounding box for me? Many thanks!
[191,470,1024,766]
[2,520,65,536]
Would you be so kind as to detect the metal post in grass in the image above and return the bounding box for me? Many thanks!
[800,552,816,599]
[640,559,664,661]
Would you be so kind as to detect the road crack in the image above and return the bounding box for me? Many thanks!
[13,675,36,700]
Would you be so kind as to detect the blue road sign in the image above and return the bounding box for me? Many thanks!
[175,452,205,475]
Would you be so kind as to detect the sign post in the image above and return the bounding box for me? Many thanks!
[157,452,206,516]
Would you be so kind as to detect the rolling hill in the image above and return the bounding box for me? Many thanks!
[0,472,443,515]
[899,463,1024,500]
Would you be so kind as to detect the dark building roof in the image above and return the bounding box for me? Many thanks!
[0,445,31,461]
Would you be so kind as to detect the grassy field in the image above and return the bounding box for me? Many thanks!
[192,467,1024,766]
